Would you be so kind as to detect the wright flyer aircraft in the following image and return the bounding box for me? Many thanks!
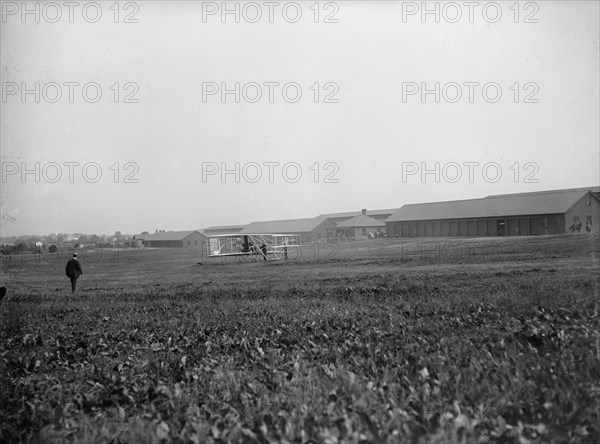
[206,234,301,262]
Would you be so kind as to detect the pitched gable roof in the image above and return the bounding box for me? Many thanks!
[318,209,398,219]
[336,214,386,228]
[240,216,331,234]
[143,231,205,241]
[204,224,247,231]
[387,187,599,222]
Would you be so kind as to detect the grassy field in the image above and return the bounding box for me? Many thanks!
[1,234,599,443]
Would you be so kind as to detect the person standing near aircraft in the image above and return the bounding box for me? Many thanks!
[65,253,83,294]
[260,243,268,260]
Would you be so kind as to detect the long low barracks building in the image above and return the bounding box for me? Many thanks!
[132,186,600,247]
[385,187,600,237]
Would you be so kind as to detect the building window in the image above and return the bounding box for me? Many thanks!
[187,240,191,245]
[587,216,592,225]
[573,216,579,224]
[362,228,367,235]
[194,240,197,245]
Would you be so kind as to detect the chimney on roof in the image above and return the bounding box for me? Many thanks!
[361,209,367,215]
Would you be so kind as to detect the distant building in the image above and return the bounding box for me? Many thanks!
[132,233,148,247]
[319,208,397,224]
[240,216,336,243]
[203,224,247,235]
[0,242,15,253]
[63,240,81,249]
[142,230,207,248]
[335,209,386,239]
[385,187,600,237]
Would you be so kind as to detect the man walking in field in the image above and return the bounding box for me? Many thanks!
[65,253,83,294]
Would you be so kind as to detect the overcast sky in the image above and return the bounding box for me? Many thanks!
[1,1,598,237]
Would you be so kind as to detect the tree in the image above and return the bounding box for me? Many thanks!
[115,231,122,238]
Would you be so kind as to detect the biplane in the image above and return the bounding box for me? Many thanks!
[206,234,301,262]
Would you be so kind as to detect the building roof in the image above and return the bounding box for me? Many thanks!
[387,187,600,222]
[484,186,599,200]
[205,224,247,229]
[336,214,386,228]
[143,230,205,241]
[204,224,247,231]
[240,216,331,234]
[318,209,398,219]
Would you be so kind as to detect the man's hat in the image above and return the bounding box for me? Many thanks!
[73,253,78,257]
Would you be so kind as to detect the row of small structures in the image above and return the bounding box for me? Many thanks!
[134,186,600,248]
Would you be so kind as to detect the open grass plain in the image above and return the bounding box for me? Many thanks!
[1,234,599,443]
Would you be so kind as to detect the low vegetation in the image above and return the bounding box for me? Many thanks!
[1,234,598,443]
